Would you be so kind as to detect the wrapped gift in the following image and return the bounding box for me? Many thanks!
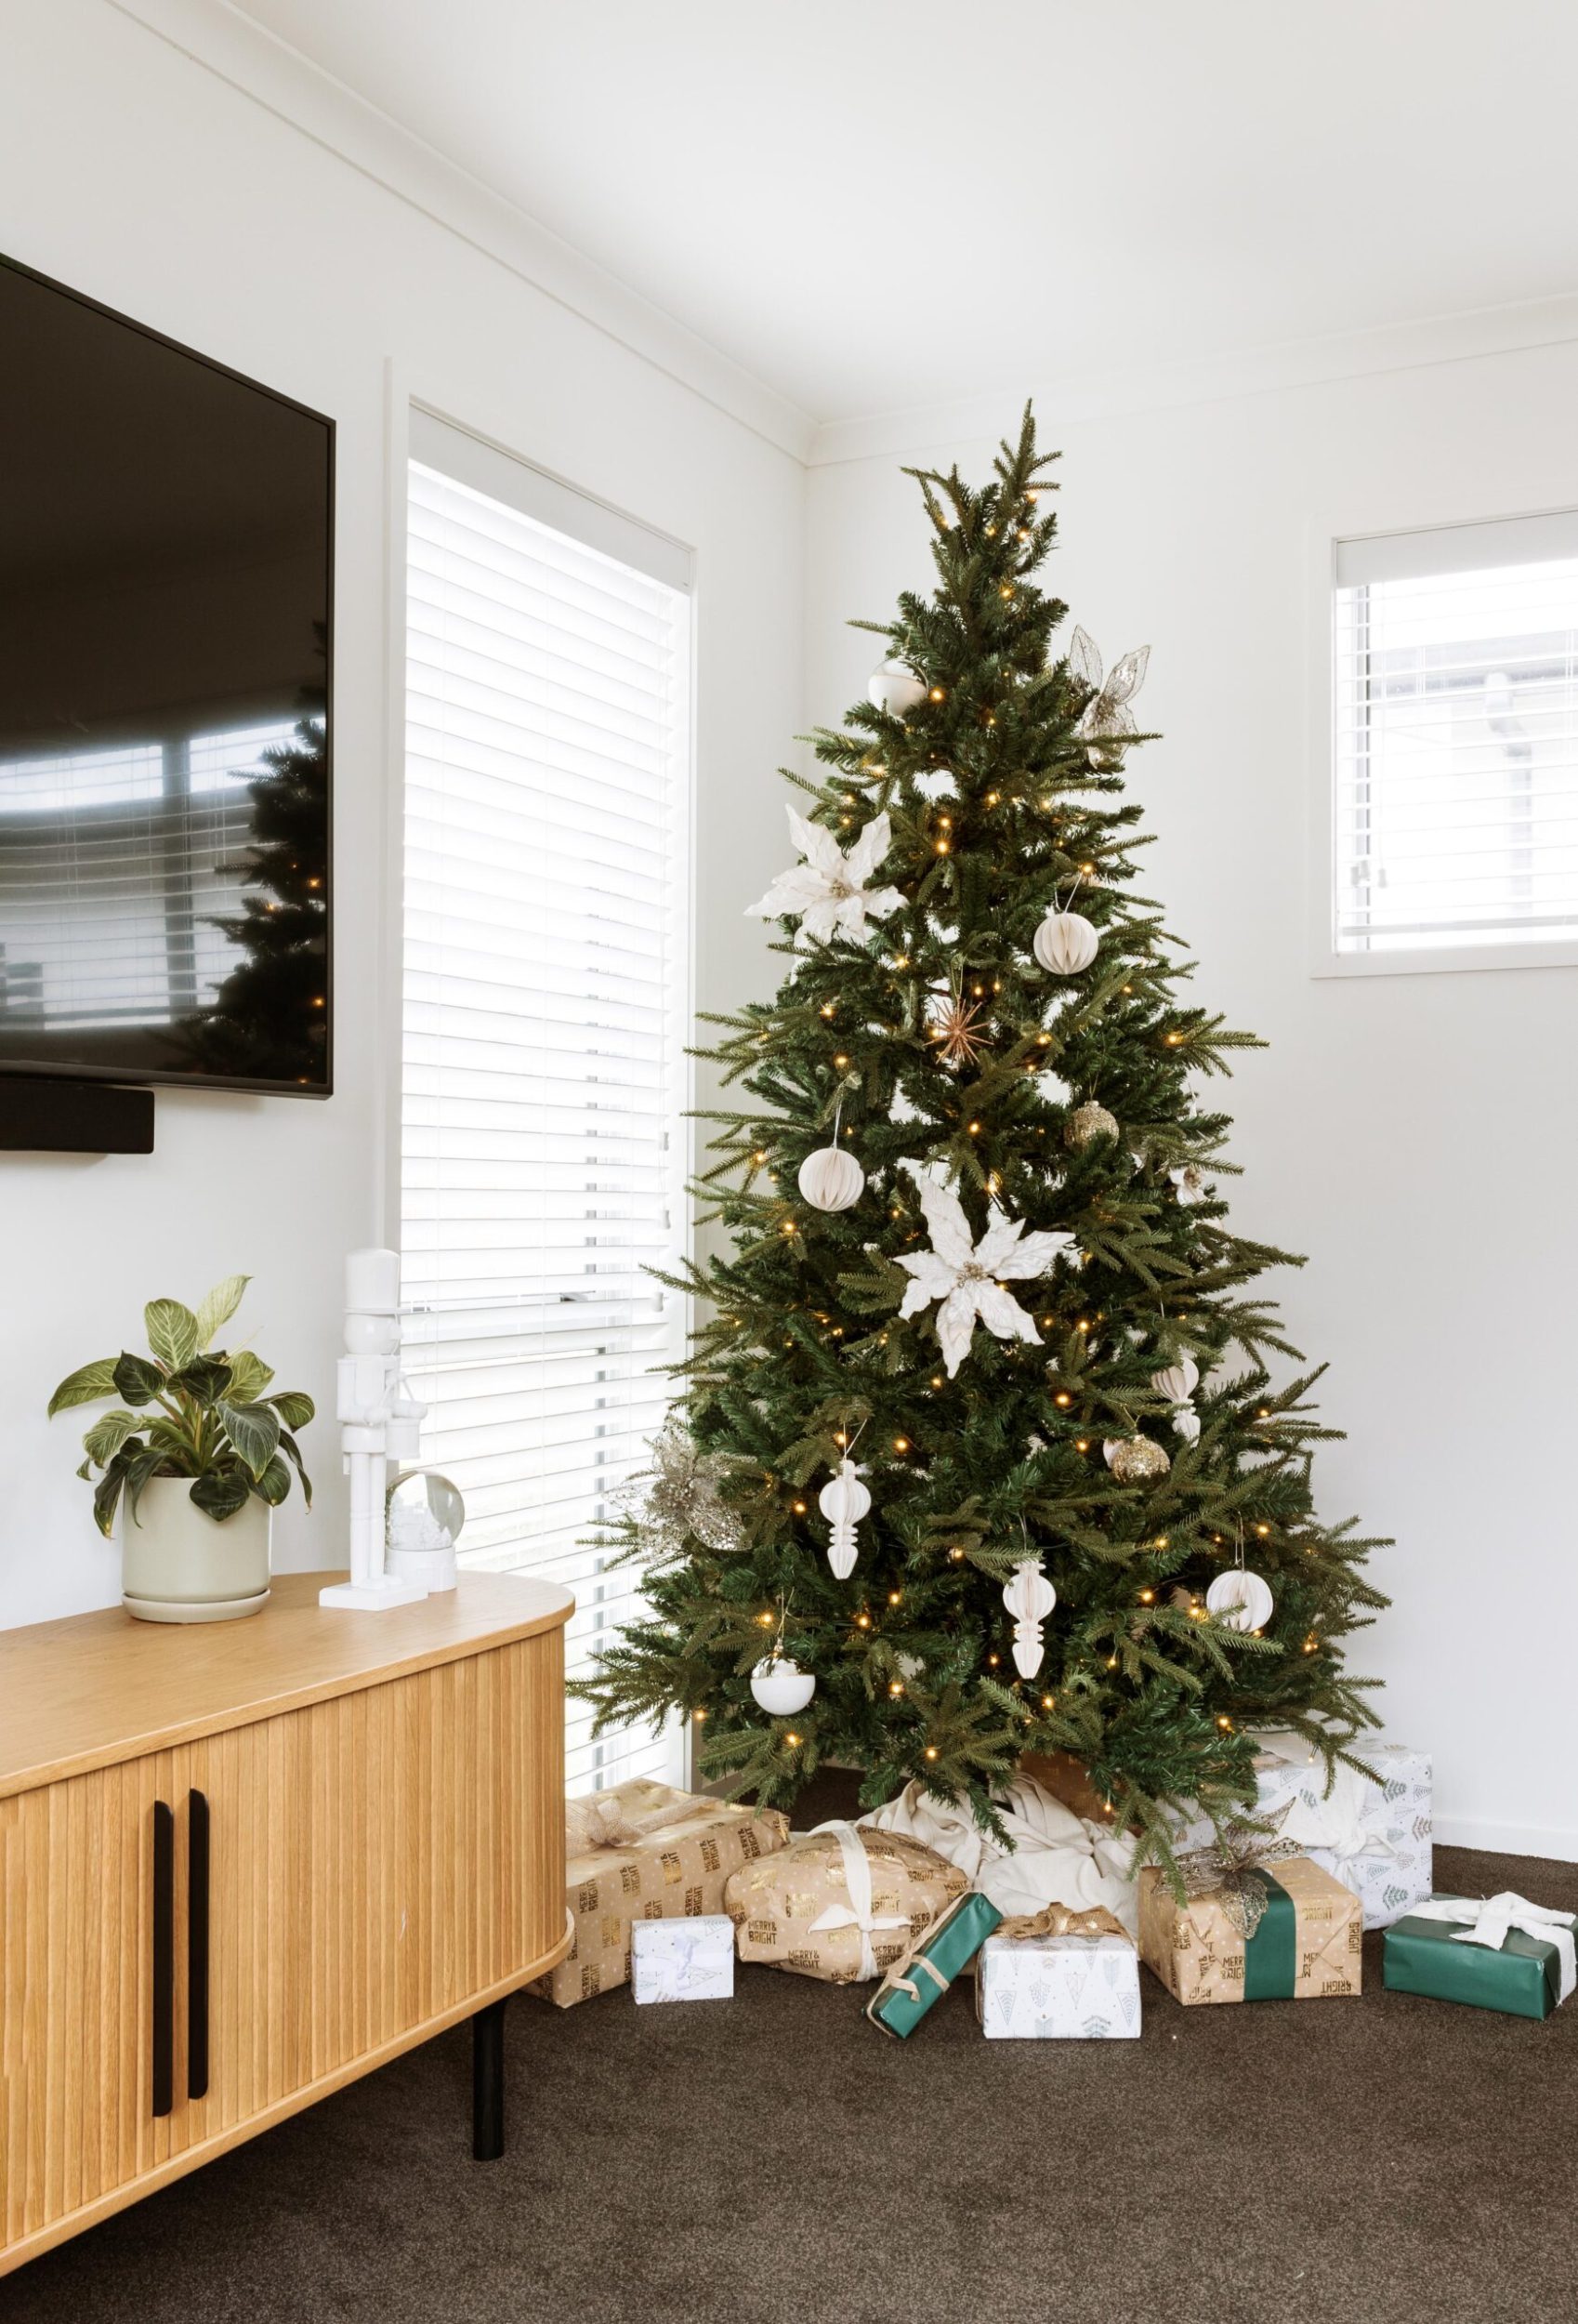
[631,1913,735,2003]
[866,1891,1003,2038]
[531,1778,789,2008]
[1168,1736,1431,1930]
[1139,1839,1361,2005]
[977,1904,1140,2040]
[1383,1893,1577,2020]
[727,1819,968,1985]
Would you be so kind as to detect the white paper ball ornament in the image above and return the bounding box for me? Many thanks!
[750,1655,817,1714]
[1033,910,1099,976]
[868,659,927,719]
[797,1143,865,1212]
[1205,1568,1274,1632]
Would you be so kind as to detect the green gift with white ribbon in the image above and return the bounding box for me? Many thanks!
[1383,1892,1577,2020]
[865,1892,1003,2038]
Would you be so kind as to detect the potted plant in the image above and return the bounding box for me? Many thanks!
[48,1275,315,1623]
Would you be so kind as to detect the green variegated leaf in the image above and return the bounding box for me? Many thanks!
[47,1359,118,1417]
[188,1466,252,1522]
[144,1300,199,1372]
[253,1454,293,1506]
[122,1447,170,1526]
[223,1351,275,1404]
[80,1409,140,1470]
[166,1357,233,1406]
[217,1399,281,1481]
[267,1390,315,1431]
[92,1452,132,1538]
[112,1353,165,1406]
[278,1429,314,1510]
[195,1275,250,1351]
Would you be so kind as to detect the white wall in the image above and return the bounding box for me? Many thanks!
[806,345,1578,1859]
[0,0,801,1628]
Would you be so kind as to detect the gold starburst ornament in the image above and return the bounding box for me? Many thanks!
[927,987,991,1071]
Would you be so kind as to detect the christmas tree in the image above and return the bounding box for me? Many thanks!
[581,410,1386,1855]
[190,706,329,1086]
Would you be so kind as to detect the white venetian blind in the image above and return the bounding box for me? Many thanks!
[401,420,691,1795]
[1333,512,1578,957]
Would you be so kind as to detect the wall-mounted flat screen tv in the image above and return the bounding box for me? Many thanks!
[0,256,333,1095]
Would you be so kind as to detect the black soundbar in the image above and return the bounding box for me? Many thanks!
[0,1077,154,1153]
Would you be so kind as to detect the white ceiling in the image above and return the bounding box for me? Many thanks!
[230,0,1578,430]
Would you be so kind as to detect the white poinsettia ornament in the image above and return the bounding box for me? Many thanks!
[745,806,904,947]
[895,1177,1075,1379]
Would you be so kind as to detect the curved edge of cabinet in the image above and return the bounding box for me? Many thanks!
[0,1928,574,2278]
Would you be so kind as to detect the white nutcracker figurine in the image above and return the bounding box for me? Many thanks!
[319,1248,430,1611]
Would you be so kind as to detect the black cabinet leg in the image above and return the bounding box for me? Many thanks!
[472,1999,507,2160]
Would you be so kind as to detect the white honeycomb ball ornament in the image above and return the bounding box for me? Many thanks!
[1103,1434,1171,1485]
[1151,1356,1201,1406]
[749,1655,817,1715]
[1032,909,1100,976]
[868,658,928,719]
[797,1143,865,1212]
[1205,1568,1275,1633]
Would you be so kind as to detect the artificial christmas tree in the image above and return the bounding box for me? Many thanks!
[580,409,1386,1864]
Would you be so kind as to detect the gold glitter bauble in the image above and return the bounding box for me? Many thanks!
[1103,1434,1170,1485]
[1067,1100,1120,1149]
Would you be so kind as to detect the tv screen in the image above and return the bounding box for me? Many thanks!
[0,257,333,1095]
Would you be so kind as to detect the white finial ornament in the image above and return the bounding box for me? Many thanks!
[1003,1557,1057,1679]
[1151,1353,1201,1442]
[320,1249,429,1611]
[818,1459,871,1579]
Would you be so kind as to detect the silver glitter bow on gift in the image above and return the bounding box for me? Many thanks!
[1174,1831,1304,1940]
[615,1416,746,1555]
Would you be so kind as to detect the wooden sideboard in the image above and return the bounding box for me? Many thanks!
[0,1569,572,2277]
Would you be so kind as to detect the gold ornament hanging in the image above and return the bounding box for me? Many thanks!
[1067,1100,1120,1149]
[927,989,991,1072]
[1103,1434,1170,1485]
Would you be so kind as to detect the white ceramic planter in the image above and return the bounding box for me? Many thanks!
[121,1476,272,1623]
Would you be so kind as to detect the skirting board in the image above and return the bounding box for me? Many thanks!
[1436,1816,1578,1865]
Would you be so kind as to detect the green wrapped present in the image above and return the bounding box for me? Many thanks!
[866,1891,1003,2039]
[1383,1892,1577,2020]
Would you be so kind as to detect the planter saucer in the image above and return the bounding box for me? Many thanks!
[123,1585,272,1625]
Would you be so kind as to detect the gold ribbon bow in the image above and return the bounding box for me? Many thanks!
[995,1901,1132,1945]
[1174,1831,1303,1940]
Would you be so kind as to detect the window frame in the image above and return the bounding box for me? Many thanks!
[1308,502,1578,981]
[381,382,698,1793]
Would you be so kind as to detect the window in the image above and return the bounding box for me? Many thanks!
[1328,512,1578,971]
[401,414,691,1795]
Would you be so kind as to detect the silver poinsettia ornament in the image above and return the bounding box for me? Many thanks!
[619,1417,745,1554]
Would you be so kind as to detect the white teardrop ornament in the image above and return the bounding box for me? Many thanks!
[818,1459,871,1580]
[1205,1568,1274,1632]
[1032,910,1099,975]
[750,1655,817,1714]
[1151,1356,1200,1406]
[797,1143,865,1212]
[1002,1556,1057,1680]
[868,658,927,718]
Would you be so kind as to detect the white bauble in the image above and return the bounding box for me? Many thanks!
[750,1655,817,1714]
[1151,1356,1200,1406]
[797,1144,865,1211]
[1032,909,1099,976]
[1003,1556,1057,1680]
[1205,1569,1274,1632]
[868,658,927,718]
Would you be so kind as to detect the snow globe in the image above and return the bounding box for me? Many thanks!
[385,1469,465,1593]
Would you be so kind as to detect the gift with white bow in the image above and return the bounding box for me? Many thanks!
[1166,1733,1432,1931]
[1383,1892,1578,2020]
[725,1818,967,1986]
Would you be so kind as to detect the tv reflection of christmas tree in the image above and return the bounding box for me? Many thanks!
[192,709,329,1086]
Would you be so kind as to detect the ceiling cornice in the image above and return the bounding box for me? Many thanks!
[108,0,820,465]
[809,292,1578,468]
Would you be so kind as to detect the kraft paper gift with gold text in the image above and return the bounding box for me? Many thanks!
[531,1778,788,2008]
[1138,1851,1361,2005]
[726,1821,967,1985]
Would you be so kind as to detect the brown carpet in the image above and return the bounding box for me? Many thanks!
[7,1834,1575,2324]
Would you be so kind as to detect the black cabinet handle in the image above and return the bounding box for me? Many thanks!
[187,1789,210,2102]
[151,1800,174,2119]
